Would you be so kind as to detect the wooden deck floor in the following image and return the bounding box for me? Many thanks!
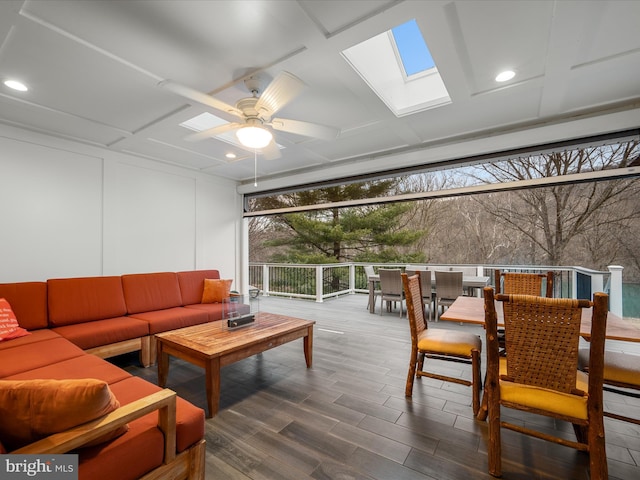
[119,294,640,480]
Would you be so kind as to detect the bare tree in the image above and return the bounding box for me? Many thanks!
[471,142,640,266]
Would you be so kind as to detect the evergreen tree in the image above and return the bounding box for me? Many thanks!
[251,181,425,264]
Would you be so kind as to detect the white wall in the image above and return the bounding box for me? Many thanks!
[0,125,242,287]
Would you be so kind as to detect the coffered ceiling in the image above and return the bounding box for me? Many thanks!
[1,1,639,192]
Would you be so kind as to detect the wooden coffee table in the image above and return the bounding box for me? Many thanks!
[156,312,315,417]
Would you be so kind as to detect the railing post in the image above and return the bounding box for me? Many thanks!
[608,265,624,317]
[349,264,356,295]
[315,265,323,303]
[262,264,269,297]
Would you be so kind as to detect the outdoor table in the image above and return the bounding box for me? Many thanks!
[439,295,640,342]
[368,274,490,314]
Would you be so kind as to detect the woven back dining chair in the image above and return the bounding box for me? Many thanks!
[494,270,553,355]
[494,269,554,297]
[378,268,404,317]
[406,269,432,321]
[434,270,463,321]
[578,349,640,426]
[402,272,482,415]
[483,287,608,479]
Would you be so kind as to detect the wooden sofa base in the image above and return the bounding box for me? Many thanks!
[86,336,152,367]
[140,438,205,480]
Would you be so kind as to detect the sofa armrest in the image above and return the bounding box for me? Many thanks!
[13,388,177,464]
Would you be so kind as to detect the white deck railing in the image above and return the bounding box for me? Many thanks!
[248,263,623,317]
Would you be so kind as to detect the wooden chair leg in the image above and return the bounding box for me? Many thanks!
[572,423,588,444]
[476,391,488,421]
[417,352,425,372]
[472,348,481,416]
[487,379,502,476]
[588,418,608,479]
[405,350,418,397]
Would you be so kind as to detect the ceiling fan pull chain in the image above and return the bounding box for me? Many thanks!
[254,149,258,187]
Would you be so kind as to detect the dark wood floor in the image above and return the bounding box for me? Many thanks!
[119,294,640,480]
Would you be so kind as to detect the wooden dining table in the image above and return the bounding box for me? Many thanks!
[439,295,640,342]
[368,273,490,314]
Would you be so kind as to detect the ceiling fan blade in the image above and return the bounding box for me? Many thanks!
[184,122,243,142]
[270,117,340,141]
[254,71,306,116]
[159,80,243,118]
[261,140,282,160]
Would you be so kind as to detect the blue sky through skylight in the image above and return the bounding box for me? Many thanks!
[392,19,435,76]
[341,18,450,116]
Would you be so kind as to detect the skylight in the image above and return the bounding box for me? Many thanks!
[180,112,247,150]
[181,112,226,133]
[391,19,435,77]
[341,19,451,117]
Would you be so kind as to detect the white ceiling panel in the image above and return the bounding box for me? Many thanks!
[0,0,637,191]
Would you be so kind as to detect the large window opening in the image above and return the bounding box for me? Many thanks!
[246,133,640,288]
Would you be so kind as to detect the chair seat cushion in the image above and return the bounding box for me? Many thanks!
[578,349,640,387]
[418,329,481,357]
[499,357,589,420]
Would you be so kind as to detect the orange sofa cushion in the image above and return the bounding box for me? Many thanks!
[177,269,220,305]
[130,307,209,335]
[0,298,30,341]
[108,376,205,453]
[0,337,85,378]
[78,413,164,480]
[5,354,131,385]
[51,316,149,350]
[184,303,227,322]
[0,329,61,352]
[121,272,182,314]
[202,278,232,303]
[47,276,127,327]
[0,378,127,451]
[0,282,48,330]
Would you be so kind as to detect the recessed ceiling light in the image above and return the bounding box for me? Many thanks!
[4,79,28,91]
[225,153,236,159]
[495,70,515,82]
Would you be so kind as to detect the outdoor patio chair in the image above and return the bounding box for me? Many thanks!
[434,270,463,321]
[483,287,608,479]
[379,268,404,317]
[494,269,554,297]
[406,269,433,321]
[364,265,380,312]
[578,349,640,426]
[402,272,482,415]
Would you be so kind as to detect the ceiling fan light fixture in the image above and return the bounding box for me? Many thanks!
[236,125,272,149]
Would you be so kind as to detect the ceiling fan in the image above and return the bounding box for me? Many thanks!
[159,71,340,159]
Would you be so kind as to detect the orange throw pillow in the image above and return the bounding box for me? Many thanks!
[201,278,232,303]
[0,378,127,451]
[0,298,30,342]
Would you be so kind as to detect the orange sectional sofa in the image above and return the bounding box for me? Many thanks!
[0,269,233,480]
